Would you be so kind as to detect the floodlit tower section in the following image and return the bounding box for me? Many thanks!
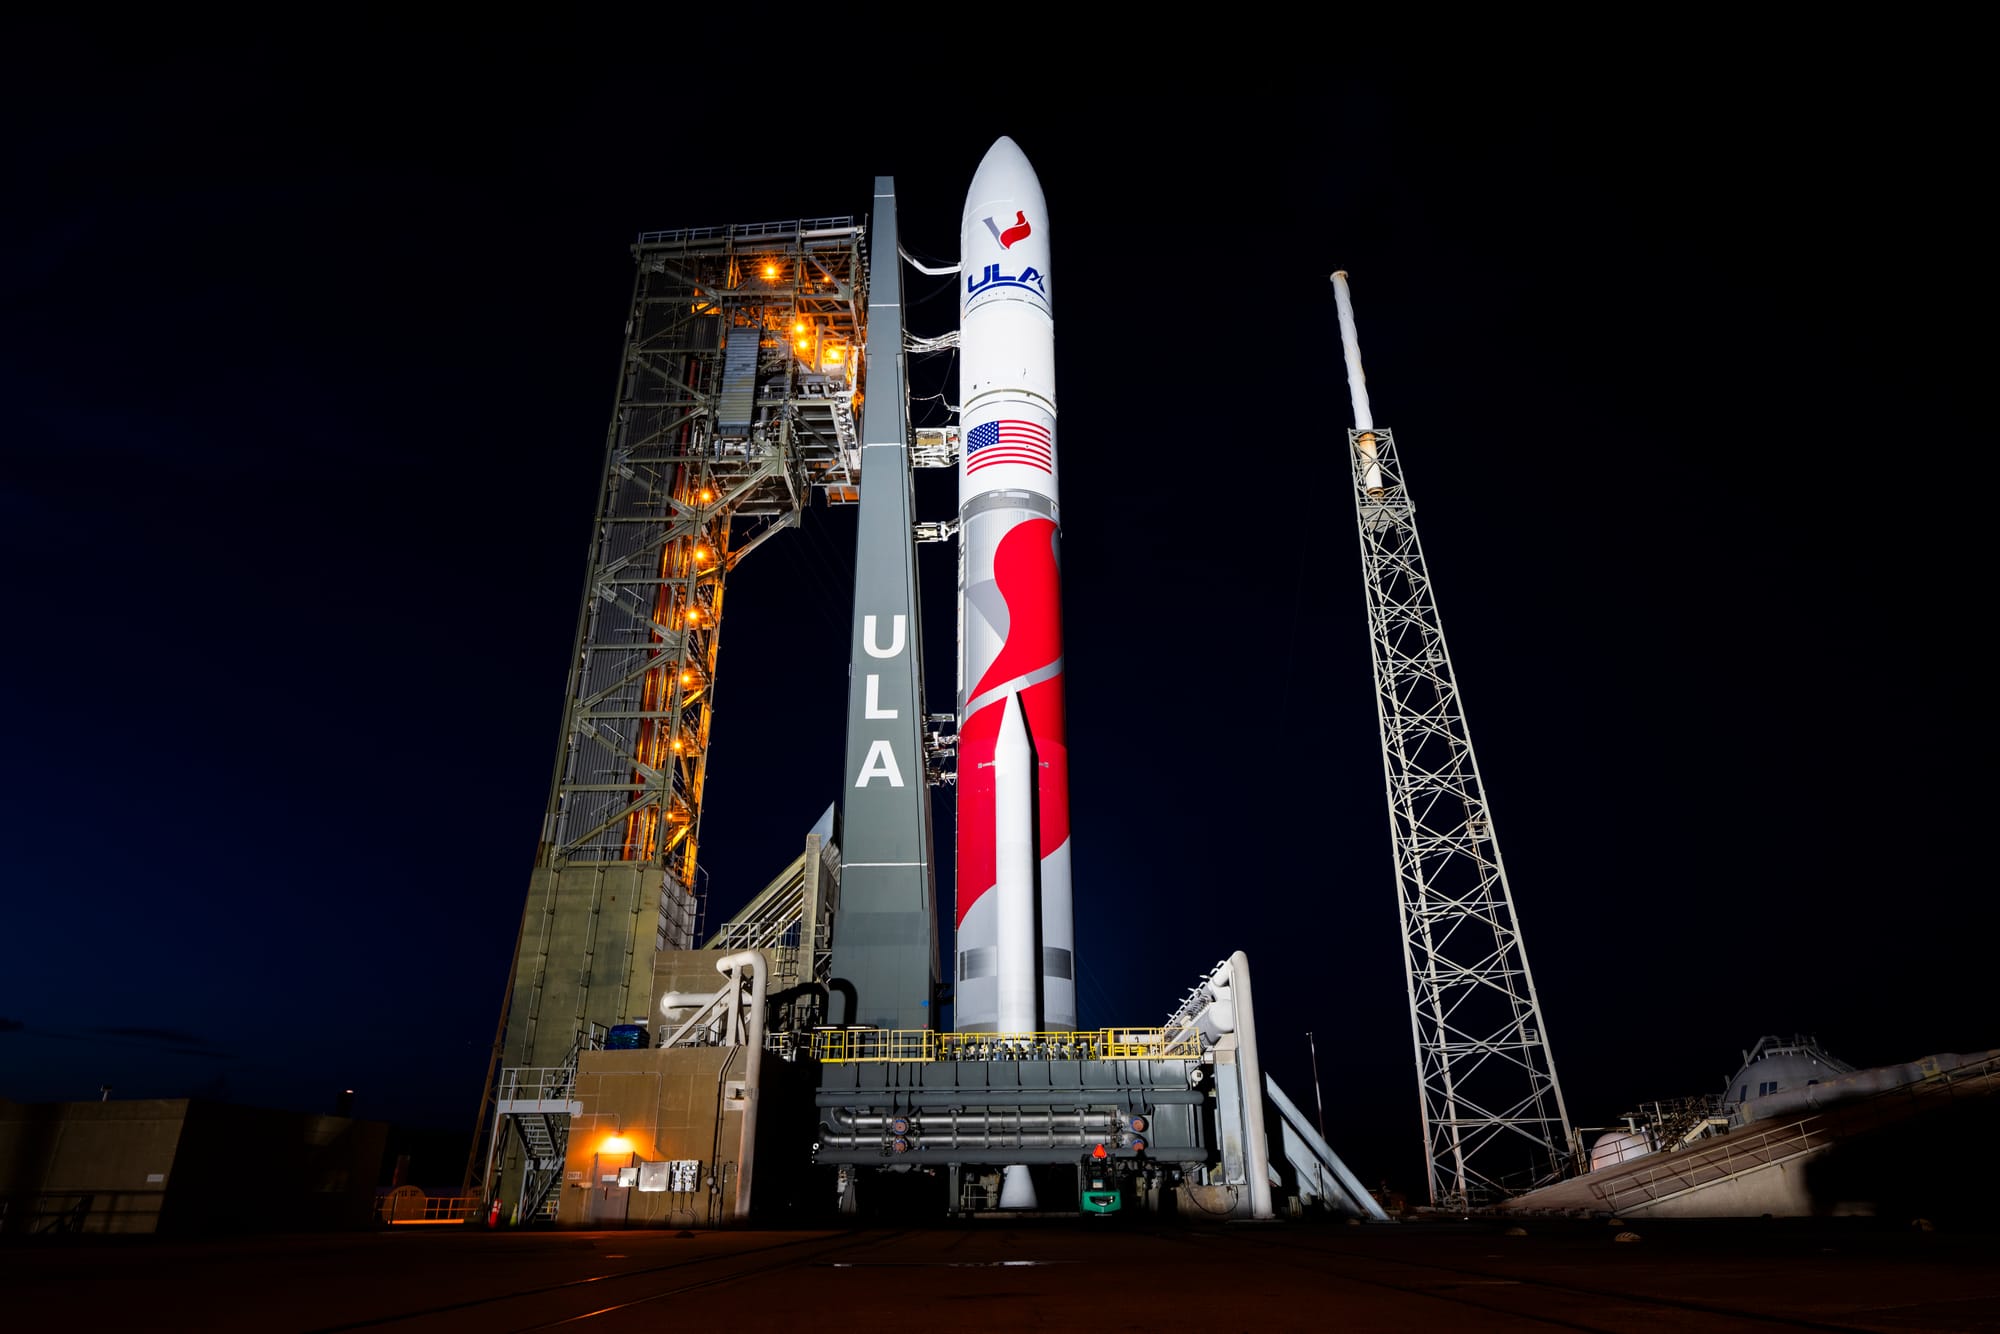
[499,220,867,1077]
[1334,272,1571,1207]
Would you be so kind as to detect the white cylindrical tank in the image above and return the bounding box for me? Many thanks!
[1588,1129,1653,1172]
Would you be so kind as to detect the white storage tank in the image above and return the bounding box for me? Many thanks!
[1588,1128,1654,1172]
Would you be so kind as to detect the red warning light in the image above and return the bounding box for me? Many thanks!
[1091,1143,1108,1160]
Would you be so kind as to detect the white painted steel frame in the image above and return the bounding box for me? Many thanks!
[1349,427,1572,1207]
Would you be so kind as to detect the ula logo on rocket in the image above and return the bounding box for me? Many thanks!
[982,210,1032,249]
[967,262,1047,299]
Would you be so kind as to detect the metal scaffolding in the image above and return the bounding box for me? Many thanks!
[1349,423,1572,1208]
[471,217,870,1205]
[538,218,866,881]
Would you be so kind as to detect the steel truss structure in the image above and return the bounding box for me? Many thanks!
[474,217,871,1203]
[1349,426,1572,1207]
[704,820,841,1002]
[539,217,868,887]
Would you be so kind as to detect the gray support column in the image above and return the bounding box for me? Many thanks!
[829,178,940,1033]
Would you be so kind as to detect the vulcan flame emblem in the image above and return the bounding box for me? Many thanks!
[983,210,1032,250]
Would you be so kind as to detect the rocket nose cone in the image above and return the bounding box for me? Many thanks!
[964,136,1045,216]
[981,135,1028,171]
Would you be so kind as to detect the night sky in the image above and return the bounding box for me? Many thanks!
[4,24,1991,1195]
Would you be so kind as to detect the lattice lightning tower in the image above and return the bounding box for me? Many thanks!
[1333,273,1571,1207]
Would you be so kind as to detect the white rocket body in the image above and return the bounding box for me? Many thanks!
[955,136,1075,1040]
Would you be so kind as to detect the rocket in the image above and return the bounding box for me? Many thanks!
[954,136,1075,1039]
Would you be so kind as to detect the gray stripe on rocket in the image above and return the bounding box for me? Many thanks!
[959,489,1059,522]
[962,657,1066,720]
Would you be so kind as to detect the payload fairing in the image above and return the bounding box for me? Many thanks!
[954,137,1075,1036]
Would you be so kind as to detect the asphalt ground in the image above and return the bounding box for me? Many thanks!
[4,1218,1996,1332]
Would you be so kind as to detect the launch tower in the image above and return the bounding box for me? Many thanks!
[477,219,869,1214]
[1334,273,1572,1207]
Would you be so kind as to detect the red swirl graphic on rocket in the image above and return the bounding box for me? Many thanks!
[957,518,1068,927]
[982,210,1032,250]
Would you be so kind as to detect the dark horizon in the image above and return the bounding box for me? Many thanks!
[3,24,1991,1196]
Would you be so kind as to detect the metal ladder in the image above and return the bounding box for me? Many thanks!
[511,1029,596,1223]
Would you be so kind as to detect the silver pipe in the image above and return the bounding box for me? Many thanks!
[658,985,731,1049]
[715,951,767,1220]
[817,1132,1104,1150]
[828,1111,1121,1130]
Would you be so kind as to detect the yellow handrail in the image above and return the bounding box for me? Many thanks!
[811,1027,1201,1063]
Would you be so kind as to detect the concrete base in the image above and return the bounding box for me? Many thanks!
[552,1046,815,1228]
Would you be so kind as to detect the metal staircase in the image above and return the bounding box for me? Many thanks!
[491,1027,598,1223]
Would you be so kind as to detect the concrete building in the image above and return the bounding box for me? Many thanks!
[0,1097,387,1235]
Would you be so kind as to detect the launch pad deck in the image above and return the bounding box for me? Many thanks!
[7,1219,1996,1332]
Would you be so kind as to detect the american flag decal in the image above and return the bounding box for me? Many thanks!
[965,419,1053,475]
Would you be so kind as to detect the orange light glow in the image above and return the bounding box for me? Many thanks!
[672,739,683,752]
[694,547,708,562]
[824,347,844,363]
[685,608,699,623]
[681,671,692,684]
[762,262,777,279]
[699,488,713,502]
[602,1135,632,1155]
[793,321,806,334]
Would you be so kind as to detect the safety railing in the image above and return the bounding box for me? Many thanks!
[636,217,859,246]
[812,1028,1202,1063]
[374,1193,482,1225]
[815,1029,935,1062]
[495,1066,578,1106]
[1587,1117,1832,1212]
